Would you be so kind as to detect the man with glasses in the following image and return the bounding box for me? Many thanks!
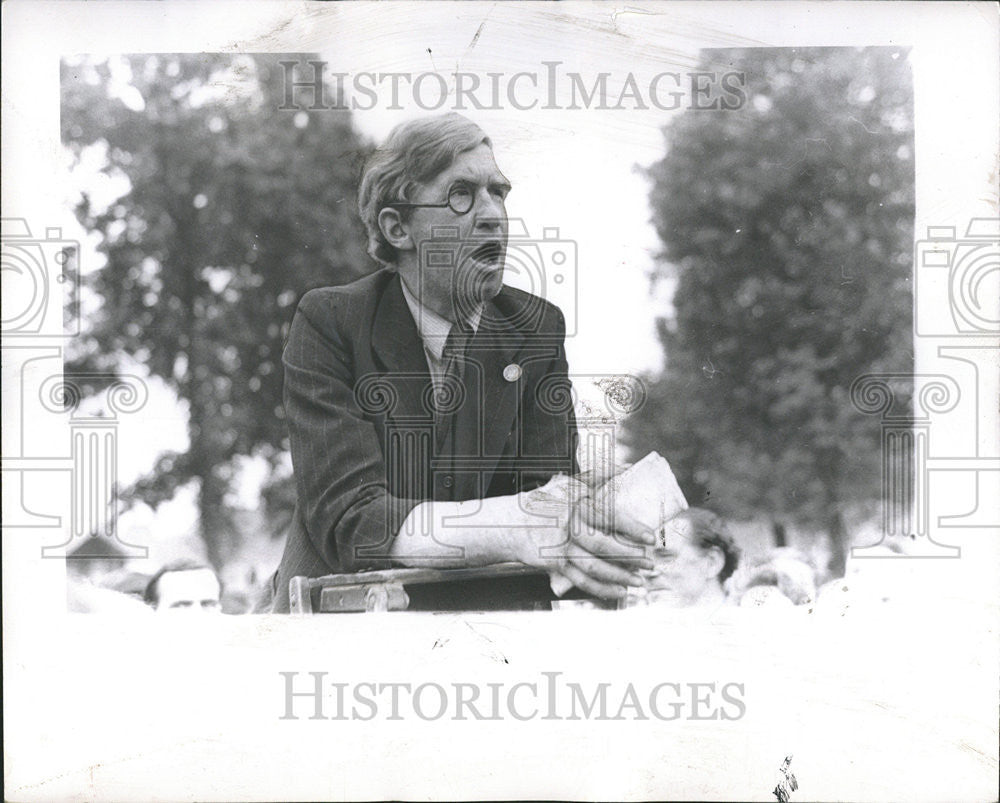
[267,113,652,612]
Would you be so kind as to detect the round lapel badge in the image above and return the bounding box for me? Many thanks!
[503,363,522,382]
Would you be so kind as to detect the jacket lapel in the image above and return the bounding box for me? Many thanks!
[370,273,435,424]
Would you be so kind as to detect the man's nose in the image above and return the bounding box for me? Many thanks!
[473,189,506,230]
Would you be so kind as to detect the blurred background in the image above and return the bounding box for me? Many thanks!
[59,46,914,611]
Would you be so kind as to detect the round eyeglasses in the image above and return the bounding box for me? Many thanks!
[385,184,475,217]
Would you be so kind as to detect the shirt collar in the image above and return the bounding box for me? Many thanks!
[399,277,483,361]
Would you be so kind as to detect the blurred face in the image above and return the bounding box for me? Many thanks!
[644,517,723,606]
[154,569,222,613]
[400,143,510,320]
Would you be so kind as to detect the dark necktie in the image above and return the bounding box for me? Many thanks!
[435,323,472,440]
[444,323,472,378]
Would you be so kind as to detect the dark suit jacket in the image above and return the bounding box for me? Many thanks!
[269,269,579,612]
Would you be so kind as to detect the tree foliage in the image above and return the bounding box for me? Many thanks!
[624,47,914,572]
[62,54,374,566]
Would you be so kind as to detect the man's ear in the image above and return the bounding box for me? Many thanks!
[378,207,415,253]
[703,545,725,579]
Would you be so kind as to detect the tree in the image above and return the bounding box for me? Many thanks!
[624,47,914,575]
[62,54,374,568]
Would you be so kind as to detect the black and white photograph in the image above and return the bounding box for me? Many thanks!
[3,2,998,800]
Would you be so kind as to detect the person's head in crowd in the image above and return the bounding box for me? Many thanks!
[144,560,222,614]
[68,579,154,615]
[643,508,741,606]
[359,112,510,322]
[738,549,816,607]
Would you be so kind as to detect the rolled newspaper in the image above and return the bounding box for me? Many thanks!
[550,451,689,597]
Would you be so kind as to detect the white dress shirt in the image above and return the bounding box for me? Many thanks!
[399,278,483,393]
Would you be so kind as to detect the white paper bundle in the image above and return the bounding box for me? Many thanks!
[588,451,688,535]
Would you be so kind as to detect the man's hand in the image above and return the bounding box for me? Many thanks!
[558,502,655,599]
[392,474,656,600]
[515,475,653,600]
[550,454,689,598]
[576,495,659,547]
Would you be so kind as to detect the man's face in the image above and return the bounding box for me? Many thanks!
[644,517,722,606]
[401,143,510,319]
[154,568,222,613]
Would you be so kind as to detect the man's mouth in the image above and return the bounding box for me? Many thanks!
[468,240,505,268]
